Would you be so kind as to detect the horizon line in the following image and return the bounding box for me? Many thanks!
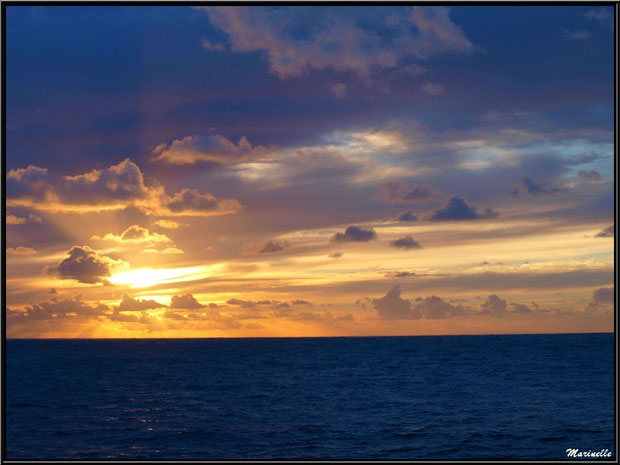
[5,331,614,340]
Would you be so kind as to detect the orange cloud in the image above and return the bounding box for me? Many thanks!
[7,246,37,256]
[92,225,172,244]
[7,158,243,217]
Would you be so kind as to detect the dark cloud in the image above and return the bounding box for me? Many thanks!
[585,287,614,313]
[117,294,164,311]
[8,297,109,322]
[378,182,442,203]
[170,293,206,309]
[413,295,465,319]
[152,134,266,165]
[427,197,499,221]
[226,298,254,308]
[329,252,343,258]
[332,225,377,242]
[226,298,276,308]
[278,311,354,322]
[201,6,473,78]
[44,246,128,284]
[404,185,435,200]
[595,225,614,238]
[564,152,604,166]
[481,294,507,316]
[163,188,242,215]
[7,165,50,201]
[390,236,422,250]
[397,210,418,222]
[61,158,152,204]
[578,170,602,182]
[385,271,416,278]
[509,303,532,314]
[372,286,466,320]
[6,213,42,225]
[592,287,613,303]
[481,295,535,316]
[259,240,287,253]
[511,177,565,197]
[372,286,419,320]
[8,159,243,217]
[291,300,312,306]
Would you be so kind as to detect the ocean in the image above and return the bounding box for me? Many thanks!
[5,333,615,460]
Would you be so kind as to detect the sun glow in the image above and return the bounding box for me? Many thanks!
[108,265,217,288]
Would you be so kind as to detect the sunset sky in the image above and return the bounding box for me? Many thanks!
[5,5,615,337]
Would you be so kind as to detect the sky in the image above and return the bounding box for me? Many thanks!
[4,4,615,338]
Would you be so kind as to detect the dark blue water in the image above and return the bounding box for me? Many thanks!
[6,334,615,460]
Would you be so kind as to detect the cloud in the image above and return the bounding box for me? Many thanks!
[390,236,422,250]
[413,295,464,319]
[329,252,343,258]
[8,158,242,217]
[107,311,141,323]
[117,294,165,311]
[480,294,507,316]
[404,185,438,201]
[564,29,591,41]
[258,240,287,253]
[420,81,443,96]
[585,287,614,313]
[291,299,313,306]
[332,225,377,242]
[385,271,416,278]
[409,6,474,54]
[201,38,226,51]
[226,298,278,308]
[7,246,37,256]
[8,296,109,322]
[60,158,153,205]
[330,82,347,98]
[397,210,418,222]
[201,6,473,78]
[154,219,186,229]
[372,285,419,319]
[7,165,48,182]
[92,225,172,244]
[479,296,533,316]
[565,152,603,166]
[170,293,206,309]
[152,134,267,165]
[161,188,242,216]
[281,311,354,322]
[378,182,442,203]
[578,170,602,182]
[141,247,185,255]
[595,225,614,238]
[6,213,42,225]
[592,287,613,304]
[583,8,613,27]
[427,197,499,221]
[511,177,564,197]
[509,303,533,314]
[44,246,129,284]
